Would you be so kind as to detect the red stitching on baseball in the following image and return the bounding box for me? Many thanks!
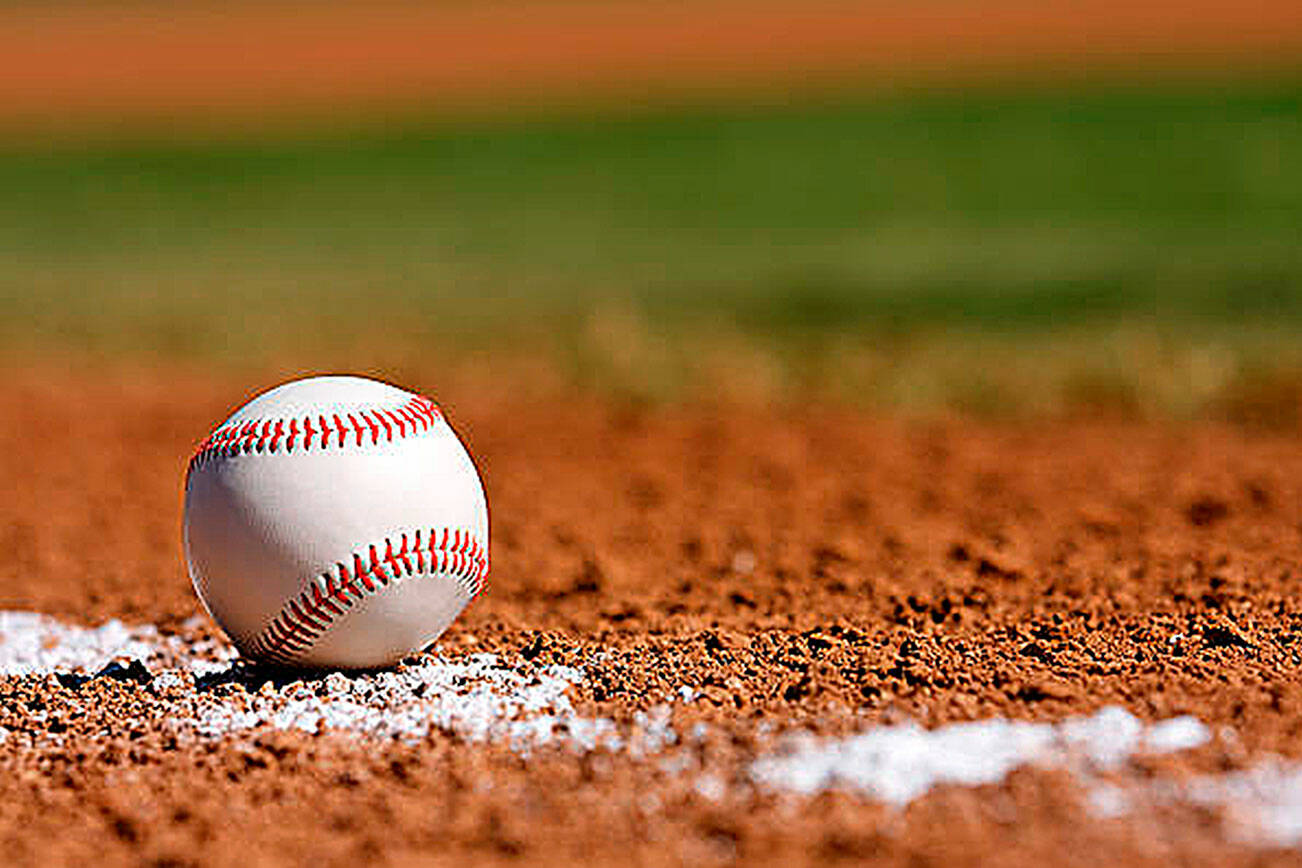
[246,527,489,665]
[361,412,381,445]
[187,395,443,476]
[380,408,400,437]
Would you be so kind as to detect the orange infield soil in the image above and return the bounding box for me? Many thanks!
[3,0,1302,131]
[0,368,1301,865]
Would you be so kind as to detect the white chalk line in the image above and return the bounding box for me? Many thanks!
[750,706,1211,803]
[1,610,1299,847]
[0,611,672,755]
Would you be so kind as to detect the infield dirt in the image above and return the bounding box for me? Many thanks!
[0,368,1299,865]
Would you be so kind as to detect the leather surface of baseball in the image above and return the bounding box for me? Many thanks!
[183,375,489,668]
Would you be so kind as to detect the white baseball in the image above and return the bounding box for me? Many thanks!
[183,375,489,669]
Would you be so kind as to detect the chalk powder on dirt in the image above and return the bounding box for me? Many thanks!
[4,609,1302,849]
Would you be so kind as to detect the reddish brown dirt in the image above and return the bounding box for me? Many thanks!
[0,367,1299,865]
[2,0,1301,134]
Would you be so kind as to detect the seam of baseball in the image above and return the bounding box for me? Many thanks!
[187,393,442,478]
[246,527,489,665]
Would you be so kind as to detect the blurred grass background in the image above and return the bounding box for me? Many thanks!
[1,3,1299,421]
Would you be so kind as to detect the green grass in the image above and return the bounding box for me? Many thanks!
[2,82,1300,415]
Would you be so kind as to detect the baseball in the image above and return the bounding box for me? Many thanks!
[183,375,489,669]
